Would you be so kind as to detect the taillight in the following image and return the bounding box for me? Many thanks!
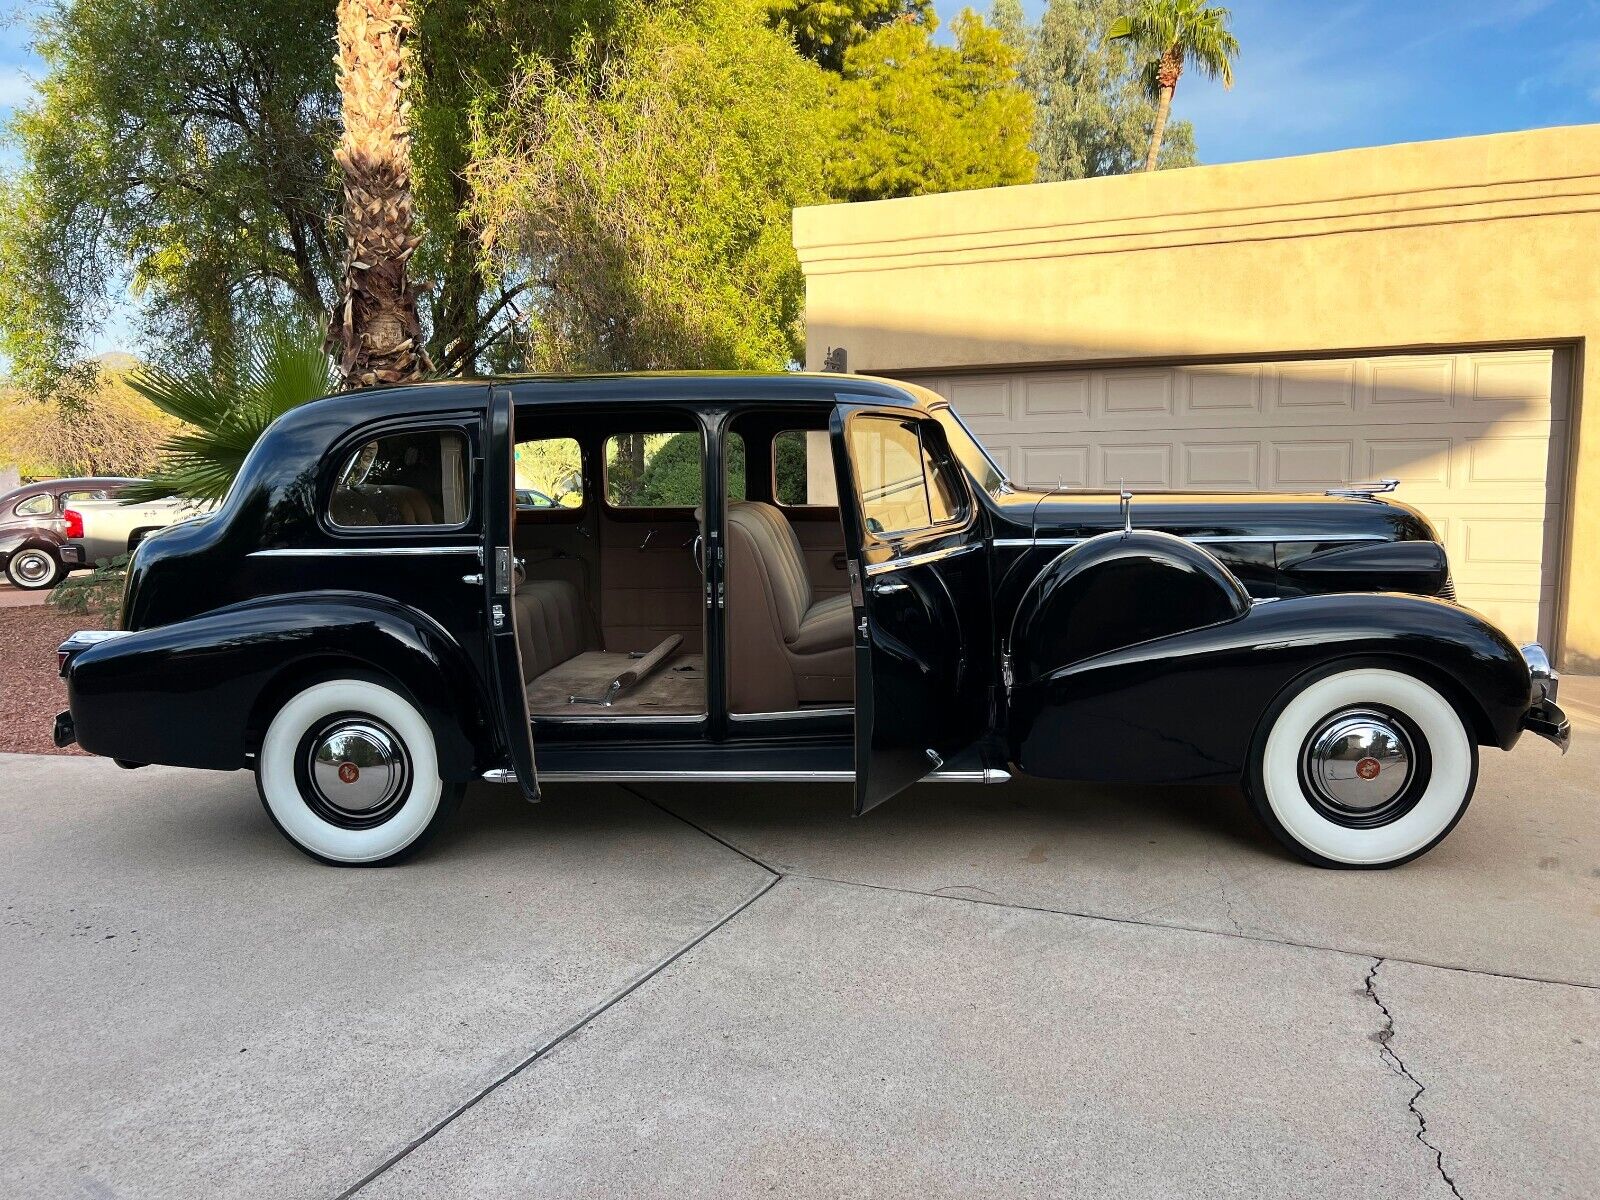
[63,508,83,538]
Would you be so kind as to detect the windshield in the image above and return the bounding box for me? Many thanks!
[930,405,1009,497]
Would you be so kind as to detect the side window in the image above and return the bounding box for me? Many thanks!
[773,430,838,507]
[514,436,583,510]
[330,429,468,528]
[603,431,745,508]
[846,416,964,536]
[15,493,54,517]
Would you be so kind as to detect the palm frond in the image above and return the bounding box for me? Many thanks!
[122,323,334,503]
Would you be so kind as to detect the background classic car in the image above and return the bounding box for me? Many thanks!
[55,374,1567,869]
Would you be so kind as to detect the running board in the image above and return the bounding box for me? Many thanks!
[480,767,1010,785]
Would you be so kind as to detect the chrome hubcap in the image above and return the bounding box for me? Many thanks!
[305,720,409,821]
[14,552,50,583]
[1300,707,1425,827]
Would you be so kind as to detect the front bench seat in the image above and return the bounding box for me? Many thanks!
[725,501,853,711]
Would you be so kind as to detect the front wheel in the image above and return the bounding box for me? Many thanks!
[256,678,463,866]
[1244,666,1478,868]
[7,547,60,590]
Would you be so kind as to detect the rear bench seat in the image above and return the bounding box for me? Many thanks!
[513,578,702,713]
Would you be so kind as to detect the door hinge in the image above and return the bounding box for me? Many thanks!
[492,603,506,630]
[1000,649,1014,695]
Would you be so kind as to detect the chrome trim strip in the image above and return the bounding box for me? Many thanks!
[482,767,1012,784]
[248,546,480,557]
[992,533,1390,549]
[730,707,854,722]
[863,542,983,576]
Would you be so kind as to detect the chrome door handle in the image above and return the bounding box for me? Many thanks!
[462,573,484,585]
[871,578,910,594]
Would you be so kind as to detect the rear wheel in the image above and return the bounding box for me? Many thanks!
[7,547,60,590]
[1245,666,1477,868]
[256,678,462,866]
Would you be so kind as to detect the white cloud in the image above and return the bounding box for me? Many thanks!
[0,64,37,110]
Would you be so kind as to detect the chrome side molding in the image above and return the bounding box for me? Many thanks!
[480,767,1012,785]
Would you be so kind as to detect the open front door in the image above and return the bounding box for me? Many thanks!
[485,386,538,801]
[833,404,993,814]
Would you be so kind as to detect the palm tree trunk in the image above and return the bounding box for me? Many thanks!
[1144,84,1174,171]
[327,0,432,389]
[1143,48,1184,172]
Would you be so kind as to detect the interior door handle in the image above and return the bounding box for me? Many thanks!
[831,552,848,570]
[870,577,909,594]
[462,573,484,585]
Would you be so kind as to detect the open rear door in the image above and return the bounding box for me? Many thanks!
[832,403,992,815]
[485,386,538,801]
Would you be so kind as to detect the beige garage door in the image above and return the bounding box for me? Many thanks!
[899,349,1570,646]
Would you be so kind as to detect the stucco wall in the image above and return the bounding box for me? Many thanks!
[794,125,1600,669]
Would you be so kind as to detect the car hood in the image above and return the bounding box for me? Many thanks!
[1010,488,1436,544]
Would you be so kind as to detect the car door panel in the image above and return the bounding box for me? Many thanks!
[833,405,994,814]
[486,387,539,800]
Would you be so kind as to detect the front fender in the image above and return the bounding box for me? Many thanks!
[1009,592,1531,785]
[66,591,489,777]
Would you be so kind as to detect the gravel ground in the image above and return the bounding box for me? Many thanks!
[0,606,103,755]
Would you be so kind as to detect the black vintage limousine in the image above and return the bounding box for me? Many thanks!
[55,373,1569,868]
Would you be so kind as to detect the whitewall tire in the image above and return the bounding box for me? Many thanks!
[256,678,462,866]
[1245,667,1478,868]
[7,547,60,589]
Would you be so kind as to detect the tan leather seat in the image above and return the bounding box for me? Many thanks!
[725,502,853,711]
[513,579,597,682]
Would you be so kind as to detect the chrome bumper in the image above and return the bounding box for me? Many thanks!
[1521,643,1571,754]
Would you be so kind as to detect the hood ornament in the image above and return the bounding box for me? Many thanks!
[1119,482,1133,537]
[1326,478,1400,499]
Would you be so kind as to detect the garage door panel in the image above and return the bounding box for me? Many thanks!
[899,347,1565,650]
[1182,442,1261,488]
[1184,366,1263,414]
[1269,441,1354,488]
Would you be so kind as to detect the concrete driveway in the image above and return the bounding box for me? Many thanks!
[2,684,1596,1199]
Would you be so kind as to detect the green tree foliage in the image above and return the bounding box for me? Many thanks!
[1025,0,1198,180]
[766,0,932,70]
[0,0,339,401]
[469,0,830,372]
[409,0,628,372]
[122,323,334,501]
[824,10,1037,202]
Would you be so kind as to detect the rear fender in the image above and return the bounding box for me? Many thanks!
[1008,590,1530,785]
[65,592,490,777]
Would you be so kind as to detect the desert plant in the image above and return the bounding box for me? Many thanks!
[122,324,334,502]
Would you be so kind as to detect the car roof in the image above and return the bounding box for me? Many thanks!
[0,476,142,504]
[292,372,932,417]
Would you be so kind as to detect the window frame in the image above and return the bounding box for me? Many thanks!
[513,434,588,525]
[14,492,55,518]
[599,427,712,517]
[769,428,838,512]
[844,412,972,544]
[322,418,477,536]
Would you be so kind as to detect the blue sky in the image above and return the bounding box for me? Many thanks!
[936,0,1600,163]
[1,0,1597,361]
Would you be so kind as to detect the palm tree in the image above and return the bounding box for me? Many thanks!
[327,0,432,389]
[123,324,335,502]
[1109,0,1239,171]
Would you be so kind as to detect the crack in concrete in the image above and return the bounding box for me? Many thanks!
[1364,958,1464,1200]
[632,788,1599,993]
[1205,863,1246,937]
[333,872,781,1199]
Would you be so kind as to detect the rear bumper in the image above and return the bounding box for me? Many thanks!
[1520,643,1570,754]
